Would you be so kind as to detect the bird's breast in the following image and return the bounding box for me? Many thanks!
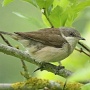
[27,42,71,62]
[66,37,79,53]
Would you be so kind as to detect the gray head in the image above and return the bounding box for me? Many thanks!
[59,27,85,40]
[59,27,85,52]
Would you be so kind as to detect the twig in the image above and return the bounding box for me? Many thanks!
[0,33,12,47]
[78,42,90,53]
[43,8,54,28]
[0,84,13,90]
[20,59,30,79]
[63,79,67,90]
[75,48,90,57]
[0,43,72,78]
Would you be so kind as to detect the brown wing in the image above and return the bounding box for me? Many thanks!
[14,28,66,48]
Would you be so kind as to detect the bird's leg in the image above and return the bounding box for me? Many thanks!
[58,61,62,66]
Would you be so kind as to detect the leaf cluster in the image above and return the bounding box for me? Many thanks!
[2,0,90,28]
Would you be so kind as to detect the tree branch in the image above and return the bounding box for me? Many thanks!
[0,77,82,90]
[78,42,90,53]
[0,84,13,90]
[0,33,12,47]
[0,43,72,78]
[75,48,90,57]
[75,41,90,57]
[43,8,54,28]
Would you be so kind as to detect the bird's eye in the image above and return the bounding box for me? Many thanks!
[70,32,75,36]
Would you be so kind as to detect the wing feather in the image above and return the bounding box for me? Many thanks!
[14,28,66,48]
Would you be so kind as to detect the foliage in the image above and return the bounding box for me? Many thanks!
[12,12,45,28]
[69,65,90,82]
[2,0,14,6]
[81,83,90,90]
[2,0,90,27]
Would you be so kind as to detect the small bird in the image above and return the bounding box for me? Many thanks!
[0,27,85,63]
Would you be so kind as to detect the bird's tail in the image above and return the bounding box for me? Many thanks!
[0,31,13,36]
[0,31,20,40]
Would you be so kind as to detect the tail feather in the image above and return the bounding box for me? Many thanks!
[0,31,13,35]
[0,31,20,40]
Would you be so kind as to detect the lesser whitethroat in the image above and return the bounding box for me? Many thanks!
[0,27,85,63]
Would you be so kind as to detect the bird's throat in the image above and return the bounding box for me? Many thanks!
[66,37,79,53]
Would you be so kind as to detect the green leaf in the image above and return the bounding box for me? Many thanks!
[74,1,90,12]
[13,12,46,28]
[60,11,68,26]
[13,12,28,19]
[68,65,90,82]
[36,0,54,9]
[53,0,60,9]
[81,83,90,90]
[53,0,70,10]
[65,8,78,26]
[23,0,38,7]
[2,0,14,6]
[58,0,69,9]
[65,1,90,26]
[49,6,63,27]
[68,0,77,3]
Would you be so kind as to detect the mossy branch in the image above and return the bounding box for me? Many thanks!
[0,77,83,90]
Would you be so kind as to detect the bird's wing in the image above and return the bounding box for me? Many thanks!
[14,28,67,48]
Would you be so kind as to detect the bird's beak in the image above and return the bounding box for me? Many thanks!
[80,37,85,40]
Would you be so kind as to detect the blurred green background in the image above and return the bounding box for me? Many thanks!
[0,0,90,83]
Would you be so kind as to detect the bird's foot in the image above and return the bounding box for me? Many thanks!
[55,65,65,75]
[33,62,65,75]
[33,62,46,72]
